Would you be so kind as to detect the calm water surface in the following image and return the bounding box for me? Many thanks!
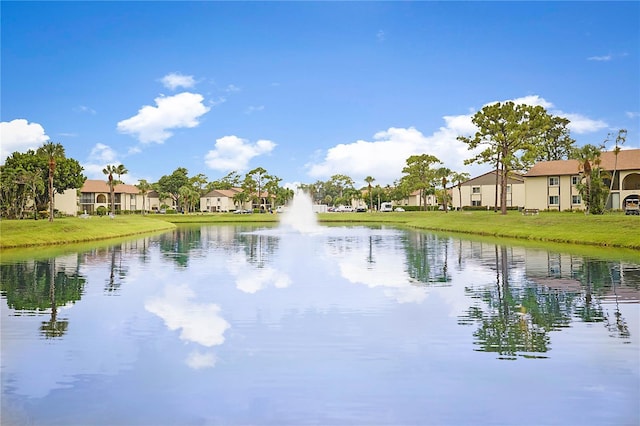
[1,225,639,425]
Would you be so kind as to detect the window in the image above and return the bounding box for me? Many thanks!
[572,195,581,205]
[472,200,482,207]
[549,176,559,186]
[472,186,480,194]
[506,185,512,193]
[80,193,93,204]
[571,175,580,185]
[549,195,559,205]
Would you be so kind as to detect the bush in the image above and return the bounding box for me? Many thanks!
[165,209,177,214]
[96,206,107,216]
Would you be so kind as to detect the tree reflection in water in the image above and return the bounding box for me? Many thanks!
[1,258,85,339]
[459,244,633,359]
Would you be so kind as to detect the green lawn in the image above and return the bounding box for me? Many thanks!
[0,215,175,249]
[1,210,639,251]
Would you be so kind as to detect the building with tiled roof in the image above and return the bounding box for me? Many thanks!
[450,170,525,210]
[524,149,640,211]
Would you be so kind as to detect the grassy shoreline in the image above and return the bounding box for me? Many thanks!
[1,211,639,251]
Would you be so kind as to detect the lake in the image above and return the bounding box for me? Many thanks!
[1,224,639,425]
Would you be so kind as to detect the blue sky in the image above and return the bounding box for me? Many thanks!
[2,1,638,188]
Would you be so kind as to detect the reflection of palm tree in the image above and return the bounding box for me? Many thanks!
[40,259,69,338]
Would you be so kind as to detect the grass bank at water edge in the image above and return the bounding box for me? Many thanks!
[0,215,175,249]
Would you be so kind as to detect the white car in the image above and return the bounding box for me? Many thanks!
[394,207,405,212]
[336,205,354,212]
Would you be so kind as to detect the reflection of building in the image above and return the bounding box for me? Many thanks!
[450,171,525,210]
[456,239,640,301]
[524,149,640,211]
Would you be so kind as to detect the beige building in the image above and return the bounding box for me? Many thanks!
[524,149,640,211]
[76,180,145,214]
[53,189,80,216]
[201,188,245,212]
[200,188,272,212]
[451,171,526,210]
[54,180,143,216]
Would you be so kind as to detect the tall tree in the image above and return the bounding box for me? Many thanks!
[401,154,441,211]
[522,115,575,165]
[156,167,190,210]
[207,171,240,191]
[102,164,118,215]
[243,167,270,210]
[136,179,152,215]
[38,142,65,222]
[364,176,375,211]
[573,144,608,215]
[458,101,557,214]
[115,164,128,183]
[435,167,453,212]
[606,129,627,210]
[451,171,470,211]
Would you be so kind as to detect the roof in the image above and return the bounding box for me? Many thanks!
[203,187,242,198]
[81,179,140,194]
[202,187,272,198]
[525,149,640,177]
[462,170,524,186]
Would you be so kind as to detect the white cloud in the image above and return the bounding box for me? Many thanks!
[501,95,607,134]
[306,126,476,186]
[0,119,49,162]
[73,105,96,115]
[89,143,117,163]
[587,55,612,61]
[205,135,276,172]
[161,72,196,90]
[245,105,265,114]
[625,111,640,119]
[559,113,608,134]
[117,92,210,144]
[82,143,143,184]
[225,84,241,92]
[306,95,608,185]
[185,350,217,370]
[145,283,230,347]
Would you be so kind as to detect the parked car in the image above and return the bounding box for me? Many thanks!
[394,207,405,212]
[356,207,367,212]
[336,205,354,212]
[625,199,639,215]
[380,202,393,212]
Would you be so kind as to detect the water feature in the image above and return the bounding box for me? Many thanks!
[1,217,639,425]
[278,190,321,234]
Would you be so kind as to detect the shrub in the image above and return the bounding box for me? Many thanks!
[96,206,107,216]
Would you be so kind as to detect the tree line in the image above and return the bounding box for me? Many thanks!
[1,102,626,220]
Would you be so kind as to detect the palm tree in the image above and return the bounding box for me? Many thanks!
[115,164,128,183]
[364,176,375,211]
[435,167,452,212]
[606,129,626,210]
[573,144,603,215]
[233,191,249,212]
[39,142,65,222]
[136,179,152,215]
[103,165,118,215]
[451,172,470,211]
